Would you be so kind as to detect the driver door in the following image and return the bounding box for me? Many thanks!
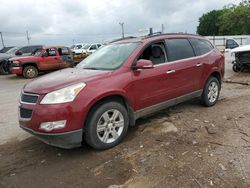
[40,48,61,70]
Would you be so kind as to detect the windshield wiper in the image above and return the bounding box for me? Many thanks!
[83,67,99,70]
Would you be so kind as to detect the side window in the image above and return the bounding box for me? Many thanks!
[226,39,239,49]
[139,42,166,65]
[47,49,56,56]
[165,39,195,61]
[19,47,31,54]
[97,44,102,48]
[76,45,82,49]
[60,47,70,55]
[90,45,97,50]
[189,38,213,56]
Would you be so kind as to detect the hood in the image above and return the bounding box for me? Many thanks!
[23,68,112,94]
[73,49,86,54]
[0,53,12,61]
[231,45,250,53]
[10,55,36,62]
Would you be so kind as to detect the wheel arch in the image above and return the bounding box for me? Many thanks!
[22,62,39,70]
[209,71,222,85]
[84,94,136,130]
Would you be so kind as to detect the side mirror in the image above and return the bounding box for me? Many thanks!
[15,51,22,56]
[134,59,154,70]
[42,52,48,57]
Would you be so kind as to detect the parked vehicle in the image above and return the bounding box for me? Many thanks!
[18,34,224,149]
[70,43,86,54]
[0,45,43,75]
[71,43,102,64]
[231,43,250,72]
[9,46,73,78]
[80,43,102,53]
[0,46,15,53]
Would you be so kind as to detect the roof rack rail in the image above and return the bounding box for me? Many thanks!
[145,33,201,39]
[109,36,137,43]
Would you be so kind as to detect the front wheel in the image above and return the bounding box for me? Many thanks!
[84,101,129,149]
[23,66,38,79]
[201,76,221,107]
[232,64,241,72]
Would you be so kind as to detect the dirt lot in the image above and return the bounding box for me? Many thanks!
[0,63,250,188]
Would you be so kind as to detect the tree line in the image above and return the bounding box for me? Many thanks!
[197,0,250,36]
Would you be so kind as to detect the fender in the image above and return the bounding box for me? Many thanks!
[83,90,136,127]
[21,62,39,70]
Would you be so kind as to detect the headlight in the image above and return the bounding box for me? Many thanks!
[41,83,86,104]
[13,60,20,64]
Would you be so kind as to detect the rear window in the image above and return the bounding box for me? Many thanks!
[189,38,214,56]
[165,39,195,61]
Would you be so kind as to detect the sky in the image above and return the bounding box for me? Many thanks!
[0,0,241,47]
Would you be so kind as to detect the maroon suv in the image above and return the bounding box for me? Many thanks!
[19,34,224,149]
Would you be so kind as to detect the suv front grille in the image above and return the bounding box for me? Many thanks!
[20,108,33,119]
[21,93,39,104]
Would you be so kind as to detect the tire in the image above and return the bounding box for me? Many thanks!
[232,64,241,72]
[0,60,10,75]
[23,66,38,79]
[84,101,129,150]
[201,76,221,107]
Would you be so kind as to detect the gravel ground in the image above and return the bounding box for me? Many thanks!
[0,61,250,188]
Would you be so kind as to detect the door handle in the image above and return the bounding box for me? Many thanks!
[166,70,175,74]
[196,63,203,67]
[54,57,58,60]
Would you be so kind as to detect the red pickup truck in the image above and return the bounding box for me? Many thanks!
[9,46,74,78]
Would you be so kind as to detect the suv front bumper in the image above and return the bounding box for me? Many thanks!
[21,126,83,149]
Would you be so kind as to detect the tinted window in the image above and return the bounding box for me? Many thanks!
[189,38,213,56]
[166,39,195,61]
[226,39,239,49]
[90,45,97,50]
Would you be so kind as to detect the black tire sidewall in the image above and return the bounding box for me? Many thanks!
[201,77,220,107]
[84,101,129,150]
[0,61,10,75]
[23,66,38,79]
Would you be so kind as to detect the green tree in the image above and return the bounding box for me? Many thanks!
[197,0,250,35]
[219,1,250,35]
[197,10,223,35]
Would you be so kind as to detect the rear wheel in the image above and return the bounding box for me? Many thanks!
[201,76,220,107]
[23,66,38,79]
[84,101,129,149]
[0,61,10,75]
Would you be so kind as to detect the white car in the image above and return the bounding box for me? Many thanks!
[70,43,87,54]
[76,43,103,54]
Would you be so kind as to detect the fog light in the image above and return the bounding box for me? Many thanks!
[40,120,66,132]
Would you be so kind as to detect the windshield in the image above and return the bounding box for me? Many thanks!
[83,44,91,49]
[76,43,139,70]
[6,47,19,55]
[245,38,250,45]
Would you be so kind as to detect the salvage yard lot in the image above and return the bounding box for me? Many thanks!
[1,63,250,188]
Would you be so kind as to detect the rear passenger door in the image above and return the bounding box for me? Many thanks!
[188,38,214,90]
[165,38,202,95]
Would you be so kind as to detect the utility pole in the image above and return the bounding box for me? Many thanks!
[119,22,124,38]
[161,24,165,34]
[26,30,31,45]
[0,32,5,48]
